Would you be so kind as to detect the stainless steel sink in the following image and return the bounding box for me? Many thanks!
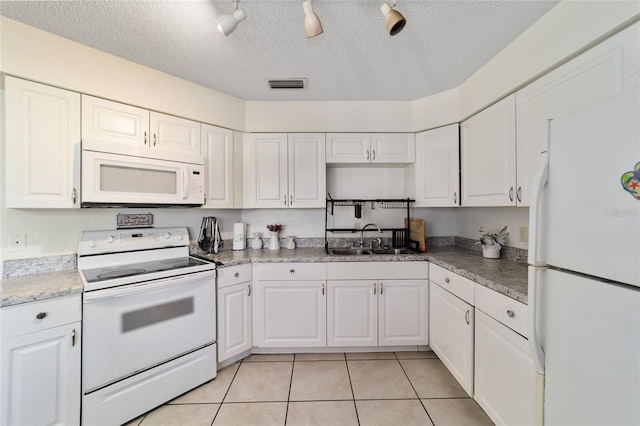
[328,248,372,256]
[371,248,414,255]
[328,248,415,256]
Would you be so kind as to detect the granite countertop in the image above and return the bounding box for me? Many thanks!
[1,245,528,308]
[0,269,83,308]
[197,246,528,304]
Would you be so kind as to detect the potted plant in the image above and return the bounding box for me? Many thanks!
[476,226,509,259]
[266,224,283,250]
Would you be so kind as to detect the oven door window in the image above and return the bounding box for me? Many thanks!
[82,272,216,393]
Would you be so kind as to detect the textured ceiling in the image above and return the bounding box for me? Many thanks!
[0,0,559,101]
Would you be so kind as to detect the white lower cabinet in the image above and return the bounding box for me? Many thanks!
[1,295,81,426]
[217,264,252,363]
[474,309,536,426]
[327,262,429,347]
[429,281,474,396]
[253,263,327,347]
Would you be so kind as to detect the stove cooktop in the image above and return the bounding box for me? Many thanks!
[81,256,211,284]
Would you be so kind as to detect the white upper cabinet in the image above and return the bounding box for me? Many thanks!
[414,124,460,207]
[243,133,325,208]
[326,133,415,164]
[5,77,81,208]
[326,133,370,163]
[515,22,640,206]
[150,112,201,158]
[201,124,234,208]
[461,94,516,206]
[288,133,327,208]
[82,95,201,163]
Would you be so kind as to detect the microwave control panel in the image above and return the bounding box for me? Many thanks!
[190,169,204,197]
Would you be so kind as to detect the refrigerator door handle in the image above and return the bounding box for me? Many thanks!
[528,266,545,375]
[528,121,551,267]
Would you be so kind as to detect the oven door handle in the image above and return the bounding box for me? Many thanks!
[83,270,216,302]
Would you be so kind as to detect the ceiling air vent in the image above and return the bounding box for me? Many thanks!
[267,78,307,90]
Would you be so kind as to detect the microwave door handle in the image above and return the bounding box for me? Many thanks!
[182,168,189,200]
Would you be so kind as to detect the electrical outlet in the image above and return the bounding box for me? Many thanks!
[519,227,529,243]
[10,234,26,252]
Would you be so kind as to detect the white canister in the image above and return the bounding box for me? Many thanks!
[233,223,246,250]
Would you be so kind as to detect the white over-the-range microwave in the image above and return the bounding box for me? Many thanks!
[81,141,205,207]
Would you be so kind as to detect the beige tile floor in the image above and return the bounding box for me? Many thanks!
[125,351,493,426]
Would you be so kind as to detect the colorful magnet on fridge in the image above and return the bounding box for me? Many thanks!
[621,161,640,200]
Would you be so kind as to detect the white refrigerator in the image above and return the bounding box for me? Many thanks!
[528,87,640,425]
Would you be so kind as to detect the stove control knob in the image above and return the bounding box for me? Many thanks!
[161,232,171,239]
[176,234,183,241]
[106,235,115,243]
[88,240,98,248]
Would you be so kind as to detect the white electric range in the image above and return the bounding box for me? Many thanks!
[78,227,217,426]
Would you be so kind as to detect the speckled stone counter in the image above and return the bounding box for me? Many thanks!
[0,270,83,307]
[196,246,528,304]
[425,247,528,304]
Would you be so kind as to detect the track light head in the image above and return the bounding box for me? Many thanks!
[380,2,406,36]
[303,0,323,38]
[216,7,246,36]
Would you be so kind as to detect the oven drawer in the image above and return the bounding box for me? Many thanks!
[82,271,216,392]
[218,264,252,288]
[1,295,81,340]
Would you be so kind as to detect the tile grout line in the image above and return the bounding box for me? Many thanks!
[395,353,437,426]
[283,355,296,425]
[343,353,361,426]
[211,361,243,425]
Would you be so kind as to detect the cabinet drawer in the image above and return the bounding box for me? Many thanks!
[217,264,252,288]
[254,263,326,281]
[1,294,81,340]
[327,261,428,280]
[475,284,527,337]
[429,264,475,305]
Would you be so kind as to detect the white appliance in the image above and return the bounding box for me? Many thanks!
[81,142,205,207]
[78,227,217,426]
[528,88,640,425]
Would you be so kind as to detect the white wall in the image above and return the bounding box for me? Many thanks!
[457,207,530,250]
[0,17,246,130]
[244,101,414,133]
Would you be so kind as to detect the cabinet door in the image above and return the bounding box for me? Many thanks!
[5,77,80,208]
[415,124,460,207]
[243,133,288,208]
[378,280,428,346]
[429,282,474,396]
[201,124,234,208]
[150,112,201,162]
[474,310,535,426]
[370,133,415,163]
[516,22,640,206]
[1,323,81,426]
[81,95,149,150]
[217,281,252,363]
[461,94,516,206]
[325,133,371,163]
[327,281,377,347]
[253,281,326,347]
[287,133,326,208]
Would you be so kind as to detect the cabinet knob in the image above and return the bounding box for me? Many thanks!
[36,312,47,320]
[234,272,240,278]
[506,310,515,318]
[445,278,450,283]
[290,269,295,274]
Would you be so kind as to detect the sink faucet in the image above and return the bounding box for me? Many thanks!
[358,223,383,248]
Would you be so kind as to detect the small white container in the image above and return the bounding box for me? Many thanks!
[233,223,246,250]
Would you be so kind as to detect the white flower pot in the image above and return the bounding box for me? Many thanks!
[482,245,501,259]
[268,231,280,250]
